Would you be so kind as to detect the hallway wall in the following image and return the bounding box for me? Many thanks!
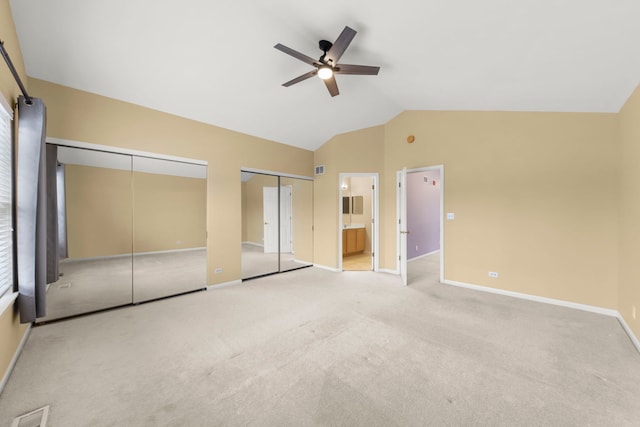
[617,83,640,339]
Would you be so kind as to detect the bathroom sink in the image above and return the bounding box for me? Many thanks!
[344,223,365,229]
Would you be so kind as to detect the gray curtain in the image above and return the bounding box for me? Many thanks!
[17,96,48,323]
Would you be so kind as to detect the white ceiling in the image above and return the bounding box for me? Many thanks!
[9,0,640,151]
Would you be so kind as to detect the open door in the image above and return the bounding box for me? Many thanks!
[398,167,408,286]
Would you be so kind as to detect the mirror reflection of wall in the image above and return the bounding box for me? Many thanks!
[351,196,363,215]
[241,170,313,280]
[39,145,208,322]
[132,157,207,303]
[341,177,351,225]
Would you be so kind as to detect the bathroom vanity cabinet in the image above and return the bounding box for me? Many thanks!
[342,227,365,256]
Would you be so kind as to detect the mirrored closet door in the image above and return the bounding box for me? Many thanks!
[41,146,134,321]
[132,157,207,302]
[241,171,313,280]
[38,145,208,322]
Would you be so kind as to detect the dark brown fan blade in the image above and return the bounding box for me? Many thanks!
[323,75,339,97]
[274,43,319,66]
[334,64,380,75]
[282,70,318,87]
[325,26,356,65]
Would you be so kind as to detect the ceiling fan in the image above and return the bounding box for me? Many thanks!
[274,26,380,97]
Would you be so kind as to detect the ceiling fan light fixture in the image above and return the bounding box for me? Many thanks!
[318,66,333,80]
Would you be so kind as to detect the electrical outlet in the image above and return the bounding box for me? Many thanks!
[214,268,223,274]
[488,272,499,278]
[415,245,419,251]
[633,305,637,320]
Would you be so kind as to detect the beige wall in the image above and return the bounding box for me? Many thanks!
[618,84,640,339]
[383,111,619,308]
[133,171,206,254]
[29,78,314,285]
[65,165,133,258]
[313,125,385,268]
[65,166,206,258]
[0,0,29,388]
[315,112,620,309]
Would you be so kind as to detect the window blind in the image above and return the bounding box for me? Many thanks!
[0,109,12,298]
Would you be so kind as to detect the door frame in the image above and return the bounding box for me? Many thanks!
[396,165,445,284]
[338,172,379,272]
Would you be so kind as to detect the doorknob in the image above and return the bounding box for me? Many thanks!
[264,222,269,225]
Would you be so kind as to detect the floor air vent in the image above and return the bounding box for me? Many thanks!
[11,405,49,427]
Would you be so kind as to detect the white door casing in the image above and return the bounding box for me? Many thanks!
[398,167,408,286]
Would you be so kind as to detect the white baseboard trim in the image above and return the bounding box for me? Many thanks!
[241,241,264,248]
[616,314,640,354]
[63,247,206,263]
[0,323,31,396]
[378,268,399,275]
[293,259,313,266]
[443,279,639,353]
[313,264,340,273]
[408,249,440,262]
[443,279,619,317]
[207,280,242,290]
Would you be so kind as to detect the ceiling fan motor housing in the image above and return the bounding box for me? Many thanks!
[319,39,333,63]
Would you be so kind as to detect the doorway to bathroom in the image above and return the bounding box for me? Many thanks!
[338,173,379,272]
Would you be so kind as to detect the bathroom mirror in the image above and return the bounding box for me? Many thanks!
[342,196,350,214]
[352,196,363,215]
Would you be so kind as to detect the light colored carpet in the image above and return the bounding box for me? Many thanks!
[1,253,639,426]
[241,243,311,279]
[41,249,207,322]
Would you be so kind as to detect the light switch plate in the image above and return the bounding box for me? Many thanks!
[446,212,455,220]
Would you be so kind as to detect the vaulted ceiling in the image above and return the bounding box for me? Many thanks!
[9,0,640,151]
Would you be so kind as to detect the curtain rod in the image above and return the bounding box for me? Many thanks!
[0,40,33,105]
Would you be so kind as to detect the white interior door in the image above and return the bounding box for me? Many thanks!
[280,185,292,253]
[263,187,278,253]
[399,167,408,286]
